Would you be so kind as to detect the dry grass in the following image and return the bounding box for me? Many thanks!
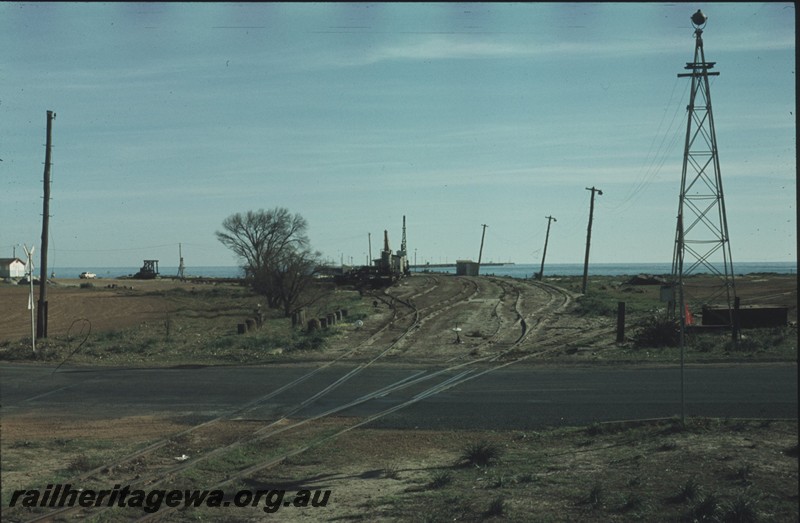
[2,408,796,522]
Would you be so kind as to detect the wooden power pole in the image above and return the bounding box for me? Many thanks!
[37,110,55,339]
[581,186,602,294]
[477,224,488,268]
[538,215,556,280]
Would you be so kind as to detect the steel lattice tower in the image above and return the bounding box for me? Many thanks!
[671,10,737,335]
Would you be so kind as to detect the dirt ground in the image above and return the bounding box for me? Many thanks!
[1,274,796,521]
[0,278,225,340]
[1,273,795,343]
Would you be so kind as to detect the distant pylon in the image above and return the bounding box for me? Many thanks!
[671,10,737,339]
[177,243,185,280]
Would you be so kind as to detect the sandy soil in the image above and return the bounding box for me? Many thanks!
[1,274,796,521]
[0,278,227,341]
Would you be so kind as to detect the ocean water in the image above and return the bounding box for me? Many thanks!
[421,262,797,278]
[46,262,796,280]
[48,266,245,280]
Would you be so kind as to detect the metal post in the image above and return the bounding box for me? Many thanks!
[538,215,556,280]
[676,213,686,425]
[23,245,36,354]
[37,110,55,339]
[582,187,602,294]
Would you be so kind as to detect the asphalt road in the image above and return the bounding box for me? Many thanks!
[0,363,796,430]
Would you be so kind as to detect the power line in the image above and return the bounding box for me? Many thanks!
[52,243,183,253]
[610,79,690,215]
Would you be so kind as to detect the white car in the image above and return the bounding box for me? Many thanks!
[79,272,96,279]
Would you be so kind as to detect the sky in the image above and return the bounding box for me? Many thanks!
[1,2,796,269]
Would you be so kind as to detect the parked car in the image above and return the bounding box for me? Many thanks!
[79,272,96,279]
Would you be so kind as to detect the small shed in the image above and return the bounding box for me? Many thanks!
[0,258,26,278]
[456,260,480,276]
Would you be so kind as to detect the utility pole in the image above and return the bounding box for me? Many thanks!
[582,187,602,294]
[368,233,372,265]
[400,215,407,255]
[400,215,409,274]
[537,215,556,280]
[477,224,488,270]
[37,110,55,339]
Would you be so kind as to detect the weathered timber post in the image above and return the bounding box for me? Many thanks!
[37,110,56,338]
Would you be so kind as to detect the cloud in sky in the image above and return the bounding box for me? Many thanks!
[1,3,795,267]
[340,32,796,68]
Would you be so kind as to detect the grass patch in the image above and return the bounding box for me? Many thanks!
[689,492,721,521]
[619,491,646,512]
[339,418,797,523]
[674,477,702,503]
[381,462,402,480]
[485,497,505,517]
[722,492,760,522]
[67,454,103,473]
[4,418,796,522]
[734,463,753,483]
[575,293,620,317]
[428,471,452,489]
[586,482,605,509]
[633,310,680,348]
[458,440,502,468]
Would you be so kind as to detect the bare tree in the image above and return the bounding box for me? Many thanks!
[216,208,320,316]
[259,247,324,317]
[216,208,309,276]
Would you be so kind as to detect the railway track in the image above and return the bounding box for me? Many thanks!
[15,275,610,522]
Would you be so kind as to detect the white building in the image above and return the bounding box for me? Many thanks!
[0,258,26,278]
